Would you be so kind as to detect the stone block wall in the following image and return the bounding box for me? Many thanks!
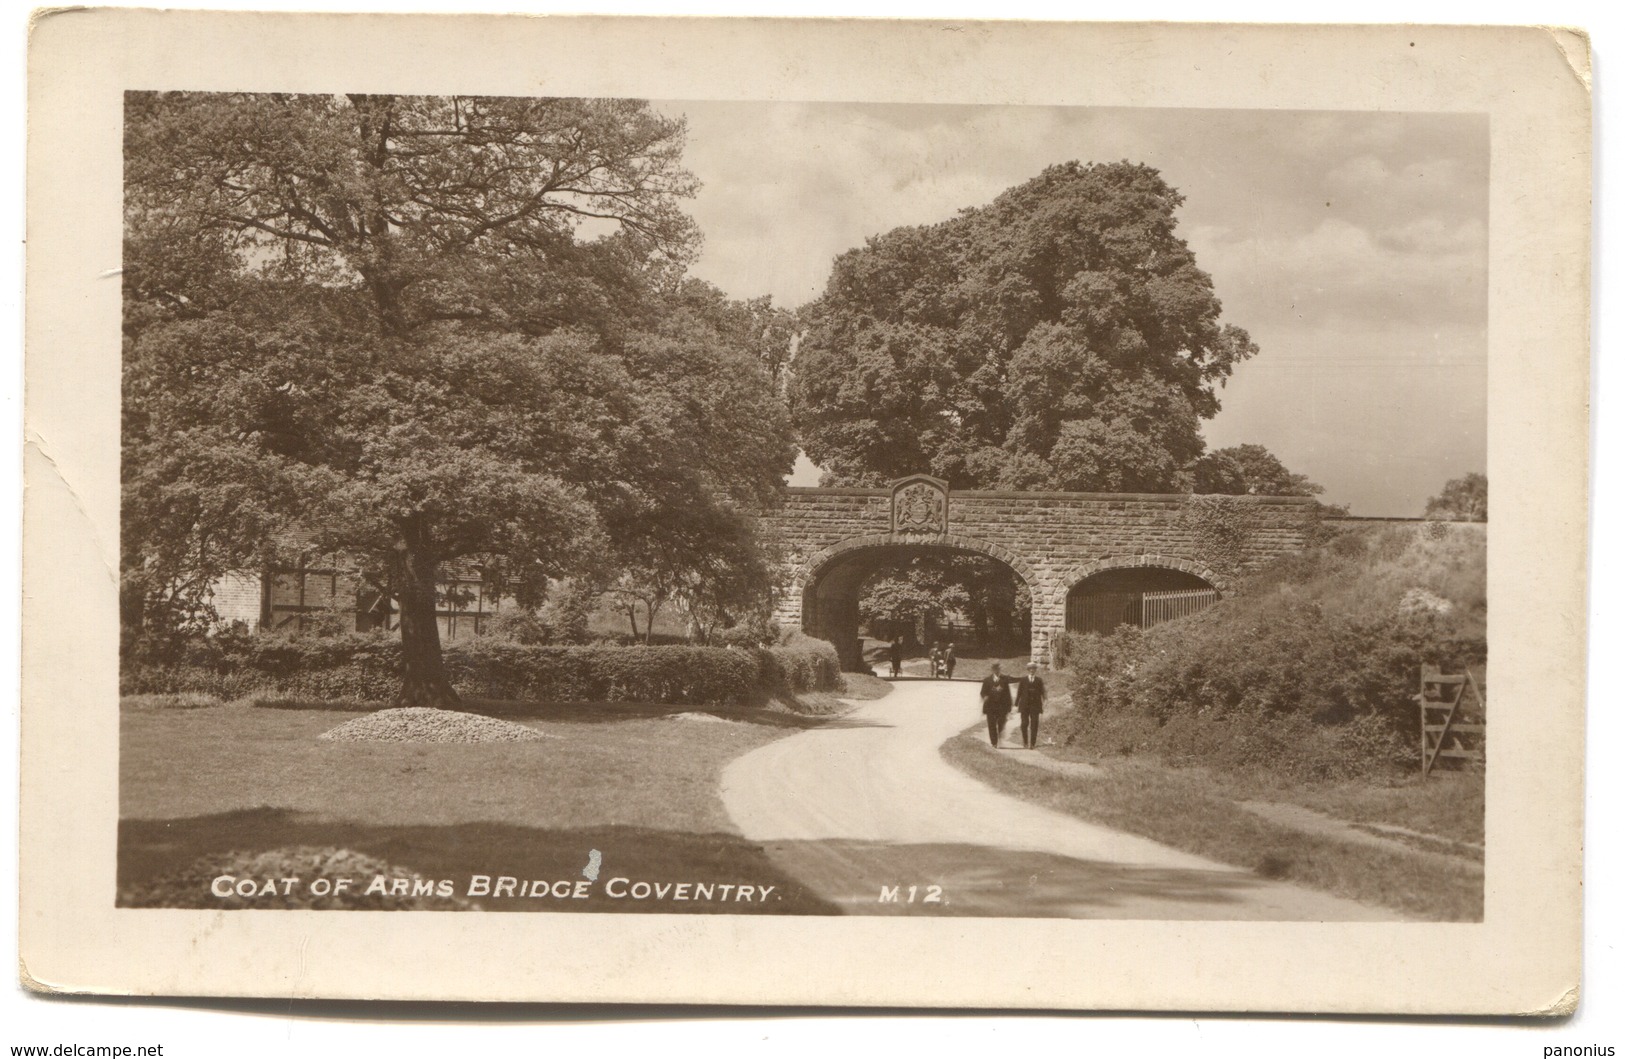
[761,485,1320,664]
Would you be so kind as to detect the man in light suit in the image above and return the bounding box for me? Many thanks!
[1015,661,1047,749]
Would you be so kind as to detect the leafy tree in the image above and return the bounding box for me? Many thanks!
[668,283,801,397]
[669,528,778,645]
[599,278,798,641]
[123,92,793,704]
[857,554,1026,647]
[859,561,972,642]
[605,566,673,644]
[793,162,1257,491]
[1424,472,1488,522]
[1193,443,1324,497]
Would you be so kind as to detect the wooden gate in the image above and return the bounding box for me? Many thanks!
[1418,665,1487,776]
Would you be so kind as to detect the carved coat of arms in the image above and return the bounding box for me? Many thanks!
[891,476,948,536]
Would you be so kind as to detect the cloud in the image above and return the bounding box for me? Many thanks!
[1190,211,1486,332]
[668,101,1062,304]
[1325,153,1483,226]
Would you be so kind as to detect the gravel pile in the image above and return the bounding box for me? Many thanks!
[117,846,480,910]
[318,707,549,743]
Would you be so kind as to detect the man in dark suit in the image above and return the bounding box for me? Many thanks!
[1015,661,1047,749]
[979,662,1014,747]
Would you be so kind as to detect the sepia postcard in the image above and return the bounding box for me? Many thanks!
[21,10,1590,1011]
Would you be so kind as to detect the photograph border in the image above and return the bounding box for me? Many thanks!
[21,10,1588,1012]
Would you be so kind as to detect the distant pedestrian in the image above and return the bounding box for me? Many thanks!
[929,642,943,679]
[943,642,957,679]
[889,637,903,679]
[1015,661,1047,749]
[980,662,1014,747]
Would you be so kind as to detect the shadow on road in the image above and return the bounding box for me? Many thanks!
[753,838,1353,919]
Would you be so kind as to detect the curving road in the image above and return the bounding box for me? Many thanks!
[721,679,1402,920]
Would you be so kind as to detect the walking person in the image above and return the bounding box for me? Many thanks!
[929,642,943,679]
[943,642,957,679]
[980,662,1014,747]
[1015,661,1047,749]
[888,637,903,679]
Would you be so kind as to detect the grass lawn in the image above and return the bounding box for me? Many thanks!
[942,722,1482,921]
[1036,743,1483,853]
[120,699,843,913]
[837,672,895,700]
[1272,772,1483,849]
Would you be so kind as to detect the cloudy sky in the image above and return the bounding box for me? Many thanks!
[653,102,1487,517]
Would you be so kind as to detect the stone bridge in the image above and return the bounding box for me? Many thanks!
[760,475,1319,669]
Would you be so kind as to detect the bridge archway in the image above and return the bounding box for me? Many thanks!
[1063,557,1224,636]
[798,533,1039,672]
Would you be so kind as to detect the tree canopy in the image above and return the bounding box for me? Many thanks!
[791,161,1258,491]
[123,92,795,703]
[1192,444,1324,497]
[858,554,1028,648]
[1424,473,1488,522]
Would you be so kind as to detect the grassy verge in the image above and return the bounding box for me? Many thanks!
[1040,740,1488,857]
[120,698,837,913]
[837,672,895,700]
[942,729,1482,921]
[1235,771,1482,853]
[1037,743,1483,851]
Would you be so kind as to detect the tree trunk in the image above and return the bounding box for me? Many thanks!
[392,520,460,707]
[972,603,990,648]
[626,606,640,641]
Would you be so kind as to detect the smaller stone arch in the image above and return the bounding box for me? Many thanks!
[1058,553,1229,594]
[1059,553,1225,640]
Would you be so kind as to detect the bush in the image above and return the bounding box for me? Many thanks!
[479,610,555,646]
[1055,524,1486,781]
[121,632,840,707]
[122,632,403,703]
[444,641,762,705]
[536,578,596,644]
[753,633,842,694]
[1051,630,1097,671]
[712,615,781,648]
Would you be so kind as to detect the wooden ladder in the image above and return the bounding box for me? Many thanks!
[1419,665,1486,777]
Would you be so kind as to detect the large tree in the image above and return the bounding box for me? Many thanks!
[123,92,794,704]
[1192,443,1324,497]
[1424,472,1488,522]
[792,162,1257,491]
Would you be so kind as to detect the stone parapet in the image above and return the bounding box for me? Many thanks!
[760,481,1319,665]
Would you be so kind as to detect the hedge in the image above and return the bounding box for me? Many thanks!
[1053,524,1487,780]
[122,631,842,707]
[755,633,842,694]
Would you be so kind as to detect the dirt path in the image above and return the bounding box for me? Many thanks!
[721,679,1403,920]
